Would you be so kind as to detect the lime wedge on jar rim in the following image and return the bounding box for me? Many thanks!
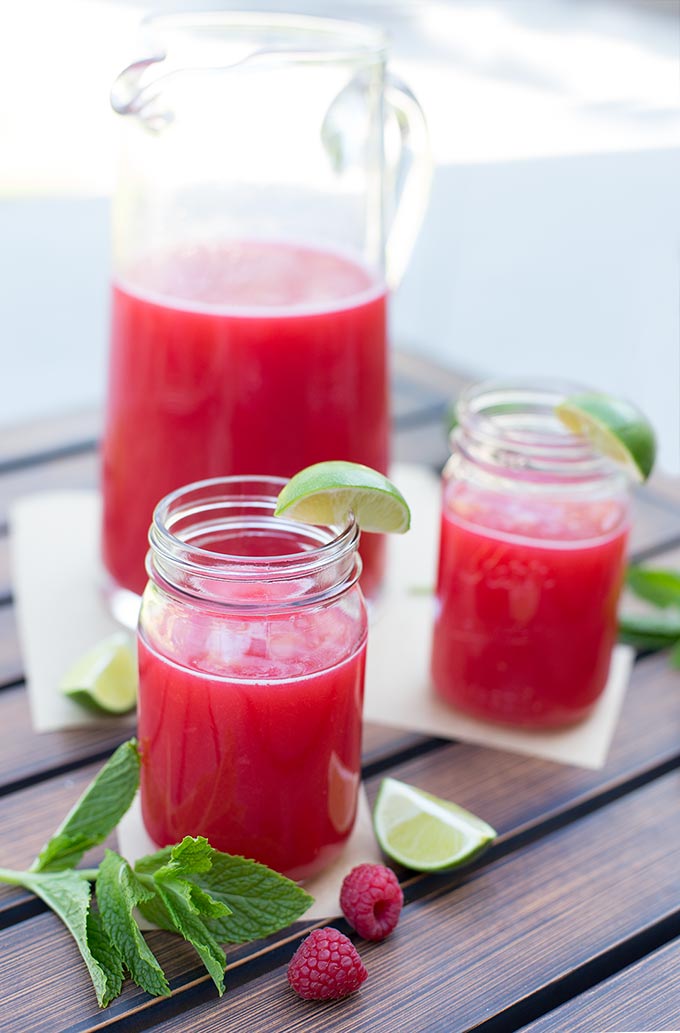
[555,392,656,483]
[60,633,138,715]
[274,461,410,533]
[373,777,496,872]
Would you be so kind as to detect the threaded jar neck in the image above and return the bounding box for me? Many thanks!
[147,476,361,610]
[452,379,624,489]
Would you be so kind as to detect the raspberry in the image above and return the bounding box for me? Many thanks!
[340,863,403,941]
[287,927,367,1001]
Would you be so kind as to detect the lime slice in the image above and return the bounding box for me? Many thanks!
[274,461,410,533]
[556,392,656,482]
[60,633,138,715]
[373,777,496,872]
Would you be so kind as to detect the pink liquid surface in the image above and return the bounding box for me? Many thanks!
[138,604,366,880]
[431,481,629,728]
[102,241,389,600]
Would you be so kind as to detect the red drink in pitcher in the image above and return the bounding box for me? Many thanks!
[102,241,388,601]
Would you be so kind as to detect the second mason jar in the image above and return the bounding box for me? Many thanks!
[137,476,367,881]
[431,381,630,729]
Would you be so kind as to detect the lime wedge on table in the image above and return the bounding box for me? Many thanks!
[373,777,496,872]
[60,633,137,715]
[274,461,410,533]
[556,392,656,482]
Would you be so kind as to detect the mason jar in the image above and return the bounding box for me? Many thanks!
[137,476,367,880]
[431,380,630,729]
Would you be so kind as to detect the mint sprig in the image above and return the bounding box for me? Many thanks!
[619,564,680,664]
[0,739,313,1007]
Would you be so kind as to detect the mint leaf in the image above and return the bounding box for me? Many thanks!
[136,842,313,944]
[137,837,231,922]
[190,851,313,944]
[86,910,124,1007]
[96,850,170,999]
[627,566,680,610]
[17,870,112,1007]
[148,835,216,882]
[618,611,680,650]
[142,888,227,995]
[135,837,230,995]
[32,740,140,872]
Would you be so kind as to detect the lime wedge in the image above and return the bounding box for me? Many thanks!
[556,392,656,482]
[373,777,496,872]
[274,461,410,533]
[60,633,138,715]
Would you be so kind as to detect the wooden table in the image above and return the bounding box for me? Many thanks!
[2,354,680,1033]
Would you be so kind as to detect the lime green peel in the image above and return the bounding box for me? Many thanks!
[373,777,496,872]
[274,460,411,534]
[60,633,138,715]
[556,392,656,483]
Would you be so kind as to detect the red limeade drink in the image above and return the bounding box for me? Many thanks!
[102,240,388,600]
[431,480,629,728]
[139,591,366,881]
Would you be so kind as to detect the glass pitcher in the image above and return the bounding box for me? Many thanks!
[102,12,430,624]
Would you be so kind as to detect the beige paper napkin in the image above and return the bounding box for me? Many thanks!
[9,465,633,767]
[369,464,634,770]
[9,491,136,732]
[118,787,381,923]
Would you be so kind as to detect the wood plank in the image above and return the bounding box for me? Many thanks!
[0,764,114,879]
[0,485,678,620]
[630,491,680,557]
[0,538,10,602]
[0,411,443,534]
[0,911,217,1033]
[1,647,678,931]
[155,770,679,1033]
[1,494,679,793]
[393,420,450,471]
[1,441,677,556]
[0,354,446,473]
[393,349,472,402]
[4,769,678,1032]
[0,686,130,791]
[0,409,101,470]
[0,678,427,797]
[1,644,677,906]
[0,723,427,915]
[359,650,680,855]
[519,937,680,1032]
[0,606,22,686]
[0,451,98,530]
[360,724,430,769]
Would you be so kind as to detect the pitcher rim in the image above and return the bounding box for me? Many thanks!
[139,10,389,60]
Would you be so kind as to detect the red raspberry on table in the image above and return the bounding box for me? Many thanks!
[340,863,403,941]
[287,927,367,1001]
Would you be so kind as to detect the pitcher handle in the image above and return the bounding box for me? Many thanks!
[110,57,175,133]
[384,74,432,290]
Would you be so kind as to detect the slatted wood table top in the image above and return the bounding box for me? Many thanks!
[1,353,679,1033]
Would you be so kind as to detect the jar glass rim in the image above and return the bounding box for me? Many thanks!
[149,474,360,582]
[452,377,621,481]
